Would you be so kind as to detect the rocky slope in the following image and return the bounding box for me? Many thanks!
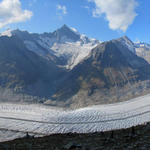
[0,25,99,103]
[0,35,65,102]
[52,39,150,108]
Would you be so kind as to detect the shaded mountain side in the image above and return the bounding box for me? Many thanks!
[0,35,65,101]
[11,29,67,66]
[51,40,150,107]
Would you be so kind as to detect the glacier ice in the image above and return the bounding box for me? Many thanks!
[1,94,150,141]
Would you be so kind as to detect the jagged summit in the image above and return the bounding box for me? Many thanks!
[57,24,79,33]
[115,35,136,53]
[0,28,32,40]
[119,35,131,40]
[0,25,99,69]
[59,24,71,31]
[52,24,81,42]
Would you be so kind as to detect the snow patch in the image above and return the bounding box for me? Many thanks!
[51,41,98,69]
[0,29,12,37]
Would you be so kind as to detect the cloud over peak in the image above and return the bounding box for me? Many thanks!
[0,0,32,29]
[89,0,138,32]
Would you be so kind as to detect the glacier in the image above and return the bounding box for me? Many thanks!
[1,94,150,142]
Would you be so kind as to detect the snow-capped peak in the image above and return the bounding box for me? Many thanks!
[58,24,78,34]
[0,25,100,69]
[0,28,12,37]
[116,36,136,53]
[134,41,150,48]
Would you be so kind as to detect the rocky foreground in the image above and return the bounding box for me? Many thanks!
[1,123,150,150]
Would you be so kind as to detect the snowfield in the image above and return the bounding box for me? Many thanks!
[1,94,150,141]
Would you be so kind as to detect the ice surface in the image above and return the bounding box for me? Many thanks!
[1,94,150,141]
[50,41,97,69]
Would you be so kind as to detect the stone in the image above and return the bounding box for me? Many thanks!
[64,142,82,150]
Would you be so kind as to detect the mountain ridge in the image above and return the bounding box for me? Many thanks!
[0,25,150,107]
[51,39,150,108]
[0,25,100,69]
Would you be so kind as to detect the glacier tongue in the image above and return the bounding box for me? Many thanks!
[1,93,150,141]
[50,41,98,69]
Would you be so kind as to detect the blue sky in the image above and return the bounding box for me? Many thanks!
[0,0,150,43]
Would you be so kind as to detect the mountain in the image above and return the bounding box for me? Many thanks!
[0,25,99,103]
[52,24,81,42]
[1,25,99,69]
[1,26,150,108]
[135,42,150,64]
[52,38,150,108]
[49,25,100,69]
[113,37,150,65]
[115,38,150,64]
[0,35,65,103]
[116,36,136,53]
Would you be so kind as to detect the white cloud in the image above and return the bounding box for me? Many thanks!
[89,0,138,32]
[0,0,33,28]
[57,5,67,15]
